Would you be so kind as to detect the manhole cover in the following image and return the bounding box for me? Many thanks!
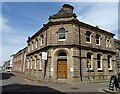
[70,87,79,89]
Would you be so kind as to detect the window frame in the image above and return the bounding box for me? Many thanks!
[58,28,66,41]
[86,31,91,43]
[97,54,102,70]
[106,38,109,48]
[40,35,44,46]
[87,52,93,70]
[31,42,34,50]
[35,39,38,48]
[108,55,112,70]
[96,34,100,45]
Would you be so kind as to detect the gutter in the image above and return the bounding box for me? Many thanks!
[79,24,82,81]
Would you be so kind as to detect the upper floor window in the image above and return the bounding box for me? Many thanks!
[97,54,102,70]
[96,34,100,45]
[58,28,66,41]
[108,55,112,70]
[109,40,111,48]
[40,35,44,45]
[31,42,34,50]
[106,38,112,48]
[106,39,109,47]
[35,39,38,48]
[86,31,91,43]
[87,52,93,70]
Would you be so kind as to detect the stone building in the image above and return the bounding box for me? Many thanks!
[25,4,117,82]
[13,47,27,72]
[3,60,12,72]
[114,39,120,73]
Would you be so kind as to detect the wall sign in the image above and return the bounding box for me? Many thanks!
[70,68,73,72]
[51,68,53,72]
[42,52,47,60]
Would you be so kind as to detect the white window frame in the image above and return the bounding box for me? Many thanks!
[35,39,38,48]
[58,28,66,41]
[34,58,37,69]
[40,35,44,46]
[86,31,91,43]
[30,60,32,69]
[108,56,112,70]
[96,34,100,45]
[106,39,109,47]
[31,42,34,50]
[109,40,112,48]
[87,52,93,70]
[97,54,103,70]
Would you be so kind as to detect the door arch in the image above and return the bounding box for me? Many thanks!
[57,52,67,79]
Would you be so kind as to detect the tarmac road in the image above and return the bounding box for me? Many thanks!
[0,72,116,94]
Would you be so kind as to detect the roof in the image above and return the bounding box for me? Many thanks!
[13,47,27,57]
[49,4,76,20]
[27,4,115,42]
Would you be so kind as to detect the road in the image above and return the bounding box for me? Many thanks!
[0,72,113,93]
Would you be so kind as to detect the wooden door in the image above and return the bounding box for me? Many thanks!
[57,59,67,79]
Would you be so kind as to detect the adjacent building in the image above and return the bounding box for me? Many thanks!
[24,4,117,82]
[114,39,120,73]
[13,47,27,72]
[3,60,12,72]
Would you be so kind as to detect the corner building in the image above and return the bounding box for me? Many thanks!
[26,4,117,82]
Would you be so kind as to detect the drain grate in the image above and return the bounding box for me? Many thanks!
[70,87,79,89]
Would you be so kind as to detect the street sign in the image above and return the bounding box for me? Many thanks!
[42,52,47,60]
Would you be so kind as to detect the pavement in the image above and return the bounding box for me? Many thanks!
[2,71,120,93]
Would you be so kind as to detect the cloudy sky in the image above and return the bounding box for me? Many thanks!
[1,1,118,66]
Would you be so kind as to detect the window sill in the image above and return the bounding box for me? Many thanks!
[108,68,113,71]
[86,41,91,44]
[58,39,66,41]
[96,44,100,46]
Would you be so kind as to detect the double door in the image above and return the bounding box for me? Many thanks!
[57,59,67,79]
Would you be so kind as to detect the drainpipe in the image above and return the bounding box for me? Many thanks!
[79,24,82,81]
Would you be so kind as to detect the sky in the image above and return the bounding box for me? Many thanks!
[1,1,119,66]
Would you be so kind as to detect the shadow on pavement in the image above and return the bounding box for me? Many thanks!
[0,72,15,80]
[2,84,65,94]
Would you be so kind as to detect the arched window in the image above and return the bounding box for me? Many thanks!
[87,52,93,69]
[35,39,38,48]
[97,54,102,70]
[86,31,91,43]
[58,28,66,41]
[31,42,34,50]
[96,34,100,45]
[40,34,44,45]
[108,55,112,70]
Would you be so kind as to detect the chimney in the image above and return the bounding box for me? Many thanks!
[62,4,74,14]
